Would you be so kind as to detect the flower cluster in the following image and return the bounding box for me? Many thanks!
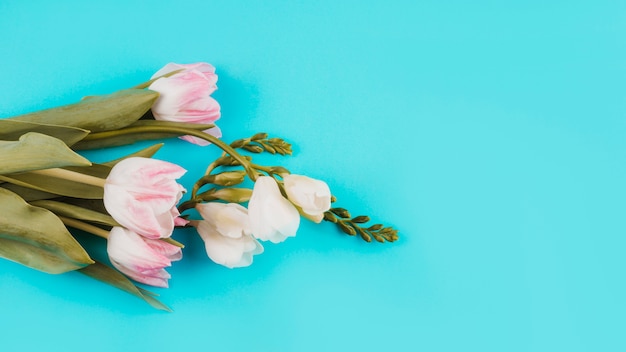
[192,174,331,268]
[0,62,398,311]
[104,157,187,287]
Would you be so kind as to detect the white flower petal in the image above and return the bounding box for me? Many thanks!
[248,176,300,243]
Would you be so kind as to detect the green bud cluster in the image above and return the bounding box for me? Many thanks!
[230,133,293,156]
[323,202,399,243]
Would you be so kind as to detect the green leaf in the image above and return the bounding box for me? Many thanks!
[0,183,59,201]
[63,163,112,180]
[102,143,164,167]
[0,120,90,146]
[0,172,103,199]
[0,132,91,175]
[10,89,158,133]
[79,261,172,312]
[73,120,216,150]
[58,198,108,214]
[30,200,119,227]
[0,188,94,273]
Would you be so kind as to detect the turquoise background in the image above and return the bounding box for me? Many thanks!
[1,1,625,351]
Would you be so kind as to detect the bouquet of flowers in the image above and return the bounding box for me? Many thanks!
[0,62,398,311]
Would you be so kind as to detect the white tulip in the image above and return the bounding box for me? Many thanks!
[195,202,263,268]
[248,176,300,243]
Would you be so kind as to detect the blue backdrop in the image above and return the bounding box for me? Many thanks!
[1,1,625,351]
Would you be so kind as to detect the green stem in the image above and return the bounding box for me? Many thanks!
[204,151,227,176]
[59,216,185,247]
[83,126,259,181]
[252,164,273,174]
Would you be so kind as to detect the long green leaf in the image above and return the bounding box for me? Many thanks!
[0,132,91,175]
[63,163,112,179]
[0,172,103,199]
[56,198,108,214]
[0,120,89,146]
[30,200,119,227]
[102,143,164,167]
[79,261,172,312]
[73,120,215,150]
[0,183,59,201]
[0,188,94,273]
[10,89,158,133]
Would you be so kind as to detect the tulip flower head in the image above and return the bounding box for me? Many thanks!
[104,157,187,239]
[149,62,221,146]
[107,227,182,288]
[283,174,331,223]
[248,176,300,243]
[195,202,263,268]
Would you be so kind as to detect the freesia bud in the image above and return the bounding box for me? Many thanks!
[210,171,246,186]
[148,62,221,146]
[211,188,253,203]
[194,202,263,268]
[107,227,182,288]
[248,176,300,243]
[283,174,331,223]
[104,157,187,239]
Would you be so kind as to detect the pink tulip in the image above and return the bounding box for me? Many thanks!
[104,157,187,239]
[107,227,182,288]
[149,62,221,146]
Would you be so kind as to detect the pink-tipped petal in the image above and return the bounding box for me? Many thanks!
[107,227,181,287]
[148,62,221,144]
[104,157,187,239]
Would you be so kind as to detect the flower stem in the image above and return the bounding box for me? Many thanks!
[59,216,184,247]
[28,168,106,188]
[59,216,110,239]
[83,126,259,181]
[204,151,226,176]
